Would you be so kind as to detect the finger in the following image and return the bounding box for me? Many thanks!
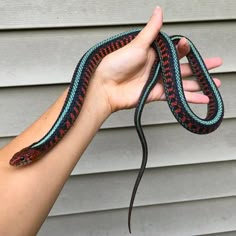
[134,6,163,48]
[159,91,210,104]
[180,57,223,77]
[182,91,210,104]
[147,78,221,104]
[182,78,221,91]
[176,37,190,59]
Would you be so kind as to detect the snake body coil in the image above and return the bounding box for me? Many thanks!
[9,29,224,233]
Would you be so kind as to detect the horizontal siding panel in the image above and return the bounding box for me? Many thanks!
[0,21,235,87]
[2,118,236,174]
[39,197,236,236]
[49,161,236,216]
[200,231,236,236]
[0,0,235,30]
[0,73,234,137]
[0,85,65,137]
[71,118,236,175]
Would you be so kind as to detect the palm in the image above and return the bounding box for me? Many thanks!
[95,42,158,111]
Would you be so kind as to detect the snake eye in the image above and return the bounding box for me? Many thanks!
[20,156,25,161]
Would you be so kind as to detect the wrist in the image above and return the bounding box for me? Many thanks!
[53,76,111,165]
[83,75,112,122]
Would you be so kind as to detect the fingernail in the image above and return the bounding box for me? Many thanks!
[153,6,161,15]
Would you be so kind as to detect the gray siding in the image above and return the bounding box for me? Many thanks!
[36,197,236,236]
[0,0,235,29]
[0,22,234,87]
[0,1,235,235]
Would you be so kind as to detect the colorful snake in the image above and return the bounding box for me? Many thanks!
[9,29,224,233]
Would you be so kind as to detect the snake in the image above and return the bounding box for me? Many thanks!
[9,29,224,233]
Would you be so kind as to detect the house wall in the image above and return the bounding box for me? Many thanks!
[0,1,235,235]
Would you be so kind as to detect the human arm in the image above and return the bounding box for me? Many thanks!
[0,7,222,236]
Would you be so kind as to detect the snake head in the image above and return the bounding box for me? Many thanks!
[9,147,41,167]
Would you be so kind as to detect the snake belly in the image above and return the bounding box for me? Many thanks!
[9,30,224,233]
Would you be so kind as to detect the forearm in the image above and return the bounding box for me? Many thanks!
[0,78,110,236]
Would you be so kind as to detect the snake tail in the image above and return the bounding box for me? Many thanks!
[128,57,161,233]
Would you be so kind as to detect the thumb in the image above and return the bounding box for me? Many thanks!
[134,6,163,48]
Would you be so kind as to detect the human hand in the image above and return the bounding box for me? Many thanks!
[92,7,222,114]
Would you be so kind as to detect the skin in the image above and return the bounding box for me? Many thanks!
[0,7,222,236]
